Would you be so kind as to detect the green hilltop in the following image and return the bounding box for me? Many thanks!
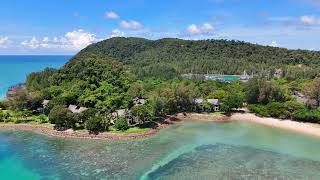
[2,37,320,133]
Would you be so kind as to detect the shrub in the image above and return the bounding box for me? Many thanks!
[0,100,8,109]
[34,114,48,124]
[131,104,153,124]
[85,117,104,134]
[43,96,69,115]
[248,104,269,117]
[13,118,21,124]
[266,102,291,119]
[222,94,244,114]
[0,110,4,122]
[114,117,129,131]
[48,106,75,129]
[293,109,320,123]
[78,108,97,125]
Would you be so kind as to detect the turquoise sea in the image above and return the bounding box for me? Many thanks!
[0,55,70,99]
[1,121,320,180]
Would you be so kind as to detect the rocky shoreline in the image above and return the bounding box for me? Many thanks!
[0,123,170,141]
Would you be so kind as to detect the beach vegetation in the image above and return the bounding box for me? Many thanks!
[85,116,104,134]
[48,106,76,130]
[114,117,129,131]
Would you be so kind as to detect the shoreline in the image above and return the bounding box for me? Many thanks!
[0,123,170,141]
[1,112,320,140]
[175,112,320,138]
[230,113,320,138]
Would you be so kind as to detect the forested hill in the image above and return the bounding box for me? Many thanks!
[68,37,320,77]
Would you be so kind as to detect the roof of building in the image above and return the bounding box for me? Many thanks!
[68,105,88,113]
[207,99,220,105]
[193,98,205,104]
[133,98,145,105]
[112,109,128,117]
[42,100,50,107]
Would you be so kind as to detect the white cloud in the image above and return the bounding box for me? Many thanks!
[21,37,40,49]
[202,23,215,32]
[186,24,201,34]
[20,29,99,51]
[0,36,10,48]
[110,29,125,38]
[120,20,142,30]
[186,23,215,35]
[300,15,320,25]
[270,41,278,47]
[105,11,120,19]
[65,29,97,50]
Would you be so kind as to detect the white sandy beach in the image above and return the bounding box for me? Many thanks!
[175,112,320,138]
[230,113,320,138]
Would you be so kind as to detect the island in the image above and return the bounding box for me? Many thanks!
[1,37,320,139]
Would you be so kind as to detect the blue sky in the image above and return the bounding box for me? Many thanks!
[0,0,320,54]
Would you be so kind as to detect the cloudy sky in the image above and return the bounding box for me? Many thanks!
[1,0,320,55]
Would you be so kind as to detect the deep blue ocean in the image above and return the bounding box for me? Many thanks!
[0,55,71,99]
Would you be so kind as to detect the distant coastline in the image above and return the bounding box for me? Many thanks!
[1,112,320,140]
[0,55,70,99]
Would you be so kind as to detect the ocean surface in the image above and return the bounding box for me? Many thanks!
[0,55,71,99]
[1,121,320,180]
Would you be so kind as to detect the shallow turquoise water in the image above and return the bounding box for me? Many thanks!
[0,55,70,98]
[1,121,320,180]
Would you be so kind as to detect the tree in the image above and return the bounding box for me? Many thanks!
[114,117,129,131]
[304,78,320,108]
[48,106,75,130]
[245,78,291,105]
[0,110,7,122]
[77,108,98,126]
[131,104,153,124]
[222,94,244,114]
[0,110,11,122]
[85,117,104,134]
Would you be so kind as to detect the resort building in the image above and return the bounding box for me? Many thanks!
[274,68,284,78]
[111,109,134,125]
[42,100,50,108]
[6,84,26,98]
[68,105,88,114]
[207,99,221,111]
[192,98,221,112]
[133,97,145,106]
[240,71,254,82]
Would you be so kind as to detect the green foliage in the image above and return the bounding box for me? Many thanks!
[0,100,8,109]
[33,114,48,124]
[248,104,269,117]
[85,117,104,134]
[221,94,244,114]
[303,78,320,108]
[245,78,291,105]
[0,110,11,122]
[114,117,129,131]
[7,89,42,111]
[78,37,320,76]
[292,109,320,123]
[77,108,98,125]
[18,37,320,128]
[249,101,307,120]
[48,106,75,129]
[26,68,58,91]
[131,104,154,124]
